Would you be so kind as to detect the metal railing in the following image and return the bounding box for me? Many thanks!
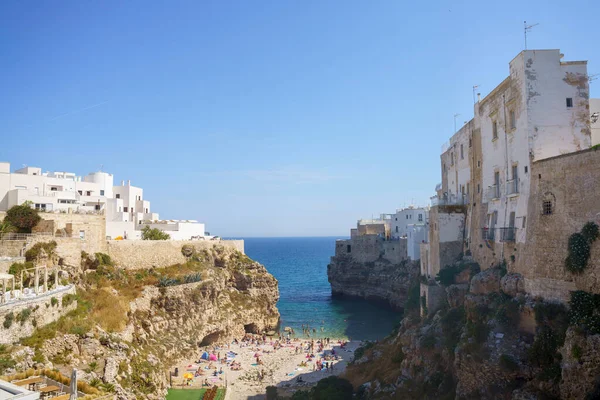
[499,227,517,242]
[0,232,72,241]
[431,194,469,207]
[507,178,519,195]
[481,228,495,241]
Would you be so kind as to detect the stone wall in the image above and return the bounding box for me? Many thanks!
[0,285,77,344]
[334,236,407,264]
[357,223,386,237]
[429,205,466,278]
[106,239,245,270]
[0,241,26,258]
[420,282,446,317]
[33,213,107,252]
[0,257,25,274]
[517,148,600,300]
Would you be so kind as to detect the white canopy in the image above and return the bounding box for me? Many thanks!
[0,273,13,280]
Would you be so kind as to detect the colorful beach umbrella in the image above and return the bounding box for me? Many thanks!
[183,372,194,379]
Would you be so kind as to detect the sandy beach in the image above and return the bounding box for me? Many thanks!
[172,335,361,399]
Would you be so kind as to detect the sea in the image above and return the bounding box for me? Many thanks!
[240,237,402,341]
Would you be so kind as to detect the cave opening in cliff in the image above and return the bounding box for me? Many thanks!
[199,330,225,347]
[244,323,259,334]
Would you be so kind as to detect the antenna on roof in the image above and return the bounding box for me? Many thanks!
[472,85,480,104]
[589,73,599,84]
[454,113,461,133]
[524,21,539,50]
[99,164,104,172]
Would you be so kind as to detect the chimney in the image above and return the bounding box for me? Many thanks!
[477,93,481,102]
[121,180,125,186]
[127,180,131,186]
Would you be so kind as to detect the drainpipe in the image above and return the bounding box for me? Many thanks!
[501,94,511,262]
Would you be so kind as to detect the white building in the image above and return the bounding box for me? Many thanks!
[139,220,206,241]
[391,206,429,239]
[406,223,427,261]
[0,162,206,240]
[479,50,593,245]
[437,120,475,206]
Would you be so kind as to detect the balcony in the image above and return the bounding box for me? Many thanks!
[499,227,517,242]
[486,185,500,201]
[481,227,495,241]
[507,178,519,195]
[430,193,469,207]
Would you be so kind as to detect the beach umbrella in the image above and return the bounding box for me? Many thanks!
[209,354,217,361]
[200,351,209,360]
[69,369,77,400]
[183,372,194,379]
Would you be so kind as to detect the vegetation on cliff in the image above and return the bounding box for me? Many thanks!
[341,258,600,399]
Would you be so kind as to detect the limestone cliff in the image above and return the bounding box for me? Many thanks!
[2,244,280,400]
[343,260,600,400]
[327,239,419,309]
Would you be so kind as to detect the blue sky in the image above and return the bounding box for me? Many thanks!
[1,1,598,237]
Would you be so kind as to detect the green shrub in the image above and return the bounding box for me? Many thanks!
[4,204,41,233]
[566,233,591,273]
[392,347,405,364]
[436,262,480,286]
[569,290,600,334]
[3,312,14,329]
[572,344,582,360]
[62,294,77,307]
[466,320,489,344]
[94,252,113,266]
[581,222,600,243]
[183,272,202,284]
[421,295,428,316]
[17,308,32,325]
[141,226,170,240]
[157,277,181,287]
[499,354,519,371]
[441,306,466,352]
[25,241,57,262]
[566,222,599,273]
[0,356,16,374]
[420,334,436,349]
[528,326,558,368]
[353,341,375,361]
[496,301,521,329]
[312,376,353,400]
[51,297,58,307]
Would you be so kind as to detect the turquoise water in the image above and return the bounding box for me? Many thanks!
[242,237,402,341]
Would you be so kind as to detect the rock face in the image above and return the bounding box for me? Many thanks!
[327,253,419,310]
[23,247,280,400]
[469,268,503,295]
[501,273,525,297]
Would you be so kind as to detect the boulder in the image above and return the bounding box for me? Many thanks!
[470,268,502,295]
[446,284,469,308]
[500,273,524,297]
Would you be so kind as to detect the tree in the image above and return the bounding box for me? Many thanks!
[266,386,279,400]
[312,376,354,400]
[4,203,41,233]
[141,226,170,240]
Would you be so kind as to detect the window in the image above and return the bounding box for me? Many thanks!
[460,144,464,159]
[522,216,527,228]
[477,184,480,193]
[95,204,101,210]
[123,207,128,212]
[78,190,82,195]
[395,218,397,221]
[396,226,399,233]
[100,190,105,196]
[450,152,454,166]
[566,98,573,108]
[346,245,351,253]
[116,194,120,199]
[469,137,472,148]
[478,160,481,168]
[50,187,58,191]
[543,200,553,215]
[510,110,516,130]
[406,215,409,220]
[86,191,91,196]
[492,121,498,140]
[418,214,423,222]
[467,183,470,195]
[524,166,528,174]
[145,208,148,213]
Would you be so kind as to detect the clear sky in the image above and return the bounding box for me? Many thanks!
[1,1,598,237]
